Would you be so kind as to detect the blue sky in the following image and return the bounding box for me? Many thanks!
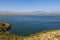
[0,0,60,12]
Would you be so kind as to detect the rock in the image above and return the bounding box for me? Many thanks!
[0,22,11,32]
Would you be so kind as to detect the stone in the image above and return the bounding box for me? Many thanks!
[0,22,11,32]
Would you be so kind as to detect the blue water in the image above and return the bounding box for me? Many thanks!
[0,16,60,36]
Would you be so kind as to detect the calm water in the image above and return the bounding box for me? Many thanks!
[0,16,60,36]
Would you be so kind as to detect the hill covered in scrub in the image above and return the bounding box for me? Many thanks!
[0,22,60,40]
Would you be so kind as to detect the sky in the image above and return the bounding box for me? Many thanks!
[0,0,60,12]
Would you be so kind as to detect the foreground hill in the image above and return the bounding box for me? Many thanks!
[0,22,60,40]
[0,30,60,40]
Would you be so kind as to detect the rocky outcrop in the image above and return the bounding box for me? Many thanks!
[0,22,11,32]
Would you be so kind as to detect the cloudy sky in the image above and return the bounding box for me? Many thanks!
[0,0,60,12]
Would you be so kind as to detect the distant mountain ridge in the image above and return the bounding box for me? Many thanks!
[0,11,60,16]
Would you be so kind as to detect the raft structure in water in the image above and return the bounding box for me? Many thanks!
[0,22,60,40]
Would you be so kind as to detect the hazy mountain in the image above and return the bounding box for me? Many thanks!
[0,11,60,16]
[0,11,17,14]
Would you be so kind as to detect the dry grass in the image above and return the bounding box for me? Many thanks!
[0,30,60,40]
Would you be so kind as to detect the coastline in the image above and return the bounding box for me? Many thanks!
[0,29,60,40]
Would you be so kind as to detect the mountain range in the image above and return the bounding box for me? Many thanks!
[0,11,60,16]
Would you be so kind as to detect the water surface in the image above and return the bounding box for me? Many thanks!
[0,16,60,36]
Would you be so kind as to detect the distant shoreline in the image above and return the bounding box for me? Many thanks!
[0,14,60,16]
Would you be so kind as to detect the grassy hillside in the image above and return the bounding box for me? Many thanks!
[0,30,60,40]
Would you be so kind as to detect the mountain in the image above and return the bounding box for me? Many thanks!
[48,11,60,16]
[0,11,60,16]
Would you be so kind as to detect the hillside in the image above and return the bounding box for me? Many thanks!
[0,30,60,40]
